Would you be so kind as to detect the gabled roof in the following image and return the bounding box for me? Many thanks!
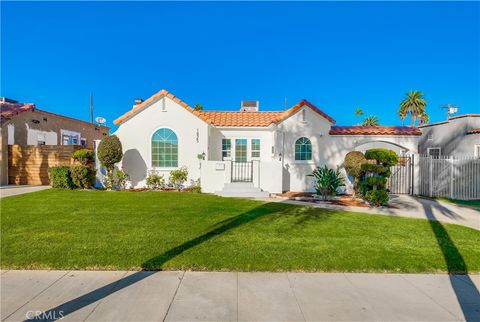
[114,89,211,126]
[1,101,35,124]
[329,126,422,136]
[113,89,336,127]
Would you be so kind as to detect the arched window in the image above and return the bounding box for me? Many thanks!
[152,128,178,167]
[295,137,312,161]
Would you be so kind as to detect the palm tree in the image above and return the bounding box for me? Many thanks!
[418,112,429,125]
[398,90,427,126]
[194,103,203,111]
[362,115,380,126]
[354,107,364,125]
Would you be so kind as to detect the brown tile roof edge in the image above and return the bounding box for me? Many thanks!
[113,90,336,126]
[1,102,36,124]
[329,126,422,136]
[467,128,480,135]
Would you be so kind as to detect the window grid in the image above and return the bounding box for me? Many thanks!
[295,137,312,161]
[152,128,178,168]
[222,139,231,159]
[235,139,248,162]
[251,139,260,158]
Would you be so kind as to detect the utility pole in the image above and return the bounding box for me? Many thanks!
[90,93,94,123]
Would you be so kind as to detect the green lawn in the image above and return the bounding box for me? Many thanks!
[1,189,479,273]
[436,197,480,211]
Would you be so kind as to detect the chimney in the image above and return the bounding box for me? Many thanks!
[240,100,259,112]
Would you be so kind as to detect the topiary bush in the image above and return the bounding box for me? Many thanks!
[73,149,95,166]
[344,151,367,197]
[361,148,399,207]
[71,164,96,189]
[97,135,122,190]
[169,167,189,191]
[364,190,389,207]
[48,166,74,189]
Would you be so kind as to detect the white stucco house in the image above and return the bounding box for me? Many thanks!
[112,89,421,196]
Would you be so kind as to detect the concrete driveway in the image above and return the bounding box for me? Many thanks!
[0,185,50,199]
[271,195,480,230]
[1,270,479,322]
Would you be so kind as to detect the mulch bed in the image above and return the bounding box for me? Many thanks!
[275,192,397,208]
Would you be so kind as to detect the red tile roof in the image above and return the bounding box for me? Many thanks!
[329,126,422,136]
[467,128,480,135]
[1,101,35,124]
[113,89,336,127]
[197,111,284,127]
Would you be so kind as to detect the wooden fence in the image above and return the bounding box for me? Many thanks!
[418,154,480,200]
[8,145,83,185]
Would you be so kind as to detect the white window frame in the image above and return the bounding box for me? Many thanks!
[251,138,261,159]
[427,147,441,158]
[221,138,231,160]
[61,129,81,146]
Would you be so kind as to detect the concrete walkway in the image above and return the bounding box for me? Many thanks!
[0,185,50,199]
[1,270,479,321]
[268,194,480,230]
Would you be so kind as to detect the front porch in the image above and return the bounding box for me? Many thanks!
[200,159,284,197]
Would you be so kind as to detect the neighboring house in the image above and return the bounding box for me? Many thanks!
[113,89,421,195]
[418,114,480,158]
[0,97,110,185]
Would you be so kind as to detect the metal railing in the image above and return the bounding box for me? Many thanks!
[231,161,253,182]
[418,154,480,200]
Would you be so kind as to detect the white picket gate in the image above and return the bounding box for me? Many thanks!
[418,155,480,200]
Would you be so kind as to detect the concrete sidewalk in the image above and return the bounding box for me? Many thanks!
[0,185,50,199]
[268,194,480,231]
[1,270,479,321]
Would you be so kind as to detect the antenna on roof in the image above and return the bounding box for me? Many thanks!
[284,97,288,110]
[90,93,94,124]
[440,103,458,119]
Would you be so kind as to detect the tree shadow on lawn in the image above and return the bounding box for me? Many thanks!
[28,202,301,322]
[422,202,480,322]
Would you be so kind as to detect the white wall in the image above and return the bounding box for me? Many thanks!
[114,96,209,188]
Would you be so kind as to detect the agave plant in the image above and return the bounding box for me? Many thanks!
[308,166,345,201]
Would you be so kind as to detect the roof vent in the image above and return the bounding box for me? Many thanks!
[240,100,259,112]
[134,98,143,105]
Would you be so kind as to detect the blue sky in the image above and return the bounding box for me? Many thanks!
[2,1,479,130]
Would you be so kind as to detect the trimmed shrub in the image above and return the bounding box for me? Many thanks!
[146,173,165,190]
[344,151,367,196]
[73,149,95,166]
[97,136,122,190]
[48,166,74,189]
[308,166,345,201]
[365,176,387,189]
[364,149,399,167]
[364,190,389,206]
[71,164,96,189]
[169,167,189,191]
[361,148,399,207]
[190,179,202,193]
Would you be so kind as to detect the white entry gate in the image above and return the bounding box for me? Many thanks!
[418,155,480,200]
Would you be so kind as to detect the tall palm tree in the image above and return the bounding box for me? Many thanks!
[398,90,427,126]
[362,115,380,126]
